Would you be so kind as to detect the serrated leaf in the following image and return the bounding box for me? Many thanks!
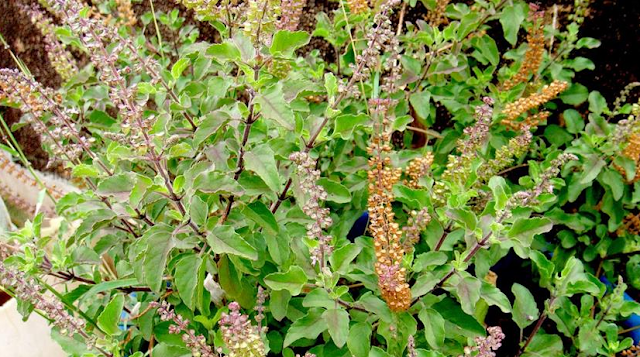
[512,283,539,329]
[323,308,349,348]
[579,155,606,184]
[329,244,362,273]
[508,217,553,247]
[254,83,295,130]
[454,276,481,315]
[418,307,445,349]
[588,90,607,115]
[97,294,124,336]
[207,225,258,260]
[171,58,190,79]
[332,113,369,140]
[317,177,351,203]
[206,42,241,62]
[244,144,281,193]
[264,266,308,295]
[500,4,526,45]
[480,282,512,313]
[72,164,100,178]
[142,228,175,292]
[243,201,279,235]
[270,290,291,321]
[270,30,311,57]
[347,322,372,357]
[560,83,589,105]
[410,91,431,121]
[193,111,230,147]
[283,308,327,347]
[174,254,204,310]
[189,195,208,226]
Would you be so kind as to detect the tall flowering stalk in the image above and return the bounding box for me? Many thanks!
[218,301,266,357]
[0,69,96,166]
[404,153,434,189]
[502,80,568,121]
[151,301,215,357]
[290,152,334,266]
[20,3,78,81]
[0,251,108,354]
[503,4,545,91]
[476,129,532,183]
[367,98,411,312]
[432,97,494,206]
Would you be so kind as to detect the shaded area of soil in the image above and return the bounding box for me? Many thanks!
[572,0,639,101]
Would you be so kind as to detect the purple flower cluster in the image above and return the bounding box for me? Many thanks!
[0,258,87,339]
[151,301,215,357]
[0,69,94,165]
[290,152,334,266]
[461,326,505,357]
[218,301,266,357]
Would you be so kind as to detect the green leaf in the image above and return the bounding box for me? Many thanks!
[254,83,295,130]
[270,289,291,321]
[283,309,328,348]
[329,244,362,273]
[488,176,509,210]
[193,111,230,147]
[588,90,607,115]
[152,343,191,357]
[244,144,281,193]
[97,294,124,336]
[317,178,351,203]
[576,37,601,49]
[72,164,100,178]
[418,308,445,349]
[206,42,241,62]
[207,225,258,260]
[323,308,350,348]
[600,169,624,201]
[270,30,311,56]
[242,201,279,235]
[530,250,554,288]
[453,276,481,315]
[579,155,606,184]
[190,195,208,226]
[142,228,175,292]
[521,334,564,357]
[508,217,553,247]
[171,58,190,79]
[325,73,337,102]
[97,173,136,198]
[480,282,512,313]
[332,113,369,140]
[500,4,526,45]
[174,254,204,310]
[410,91,431,122]
[264,266,308,295]
[347,322,372,357]
[563,109,584,134]
[512,283,539,329]
[560,83,589,105]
